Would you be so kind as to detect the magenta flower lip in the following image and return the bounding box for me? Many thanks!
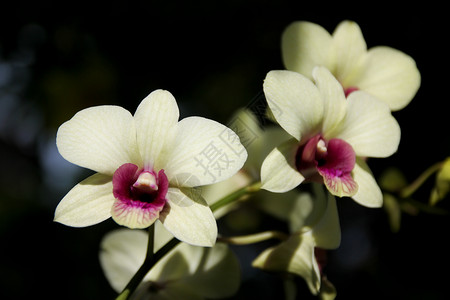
[112,163,169,222]
[296,135,358,196]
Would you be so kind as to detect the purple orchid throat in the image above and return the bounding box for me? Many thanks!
[112,163,169,212]
[296,135,356,182]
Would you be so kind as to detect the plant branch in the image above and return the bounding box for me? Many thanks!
[218,230,288,245]
[400,161,443,198]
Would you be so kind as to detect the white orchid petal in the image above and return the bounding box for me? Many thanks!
[332,20,367,85]
[164,116,247,187]
[282,21,334,79]
[334,91,401,158]
[311,194,341,249]
[160,188,217,247]
[54,173,114,227]
[134,90,179,169]
[252,232,321,295]
[261,138,305,193]
[56,106,141,175]
[183,243,241,298]
[355,46,421,111]
[99,229,148,293]
[352,159,383,208]
[264,70,323,141]
[312,67,347,137]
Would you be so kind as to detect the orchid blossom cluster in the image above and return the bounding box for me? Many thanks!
[54,20,446,300]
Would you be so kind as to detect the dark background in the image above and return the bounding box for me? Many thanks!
[1,1,449,299]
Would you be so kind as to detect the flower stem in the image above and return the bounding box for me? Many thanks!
[210,181,261,212]
[399,161,443,198]
[115,228,179,300]
[218,230,288,245]
[115,181,261,299]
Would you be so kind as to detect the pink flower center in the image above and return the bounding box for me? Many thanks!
[112,163,169,223]
[344,86,359,97]
[296,135,358,196]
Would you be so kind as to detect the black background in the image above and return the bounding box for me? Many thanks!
[1,1,449,299]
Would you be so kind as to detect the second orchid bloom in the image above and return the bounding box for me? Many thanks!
[261,67,400,207]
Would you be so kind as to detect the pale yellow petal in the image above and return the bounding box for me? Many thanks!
[54,173,114,227]
[263,70,323,141]
[312,67,347,137]
[331,20,367,85]
[282,21,334,79]
[164,117,247,187]
[160,187,217,247]
[252,232,321,295]
[354,46,421,111]
[351,159,383,208]
[56,106,141,175]
[260,138,304,193]
[333,91,400,158]
[134,90,179,170]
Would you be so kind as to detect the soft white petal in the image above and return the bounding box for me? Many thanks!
[146,223,190,282]
[354,46,421,111]
[99,229,148,292]
[287,184,324,230]
[286,184,340,249]
[160,187,217,247]
[263,70,323,141]
[164,116,247,187]
[56,106,141,175]
[331,20,367,85]
[252,232,321,295]
[351,159,383,208]
[311,194,341,249]
[333,91,401,158]
[260,138,304,193]
[183,243,241,298]
[312,67,347,137]
[282,21,334,79]
[54,173,114,227]
[227,109,264,173]
[134,90,179,169]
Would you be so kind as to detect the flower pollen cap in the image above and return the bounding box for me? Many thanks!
[261,67,400,207]
[54,89,247,247]
[282,20,421,111]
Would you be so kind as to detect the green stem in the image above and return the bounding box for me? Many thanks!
[115,232,179,300]
[116,225,156,300]
[146,224,155,260]
[218,230,288,245]
[210,181,261,212]
[115,181,261,299]
[399,161,443,198]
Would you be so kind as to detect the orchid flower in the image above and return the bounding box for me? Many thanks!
[261,67,400,207]
[54,89,247,246]
[100,223,241,299]
[282,20,421,111]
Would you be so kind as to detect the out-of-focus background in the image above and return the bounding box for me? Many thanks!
[1,1,449,299]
